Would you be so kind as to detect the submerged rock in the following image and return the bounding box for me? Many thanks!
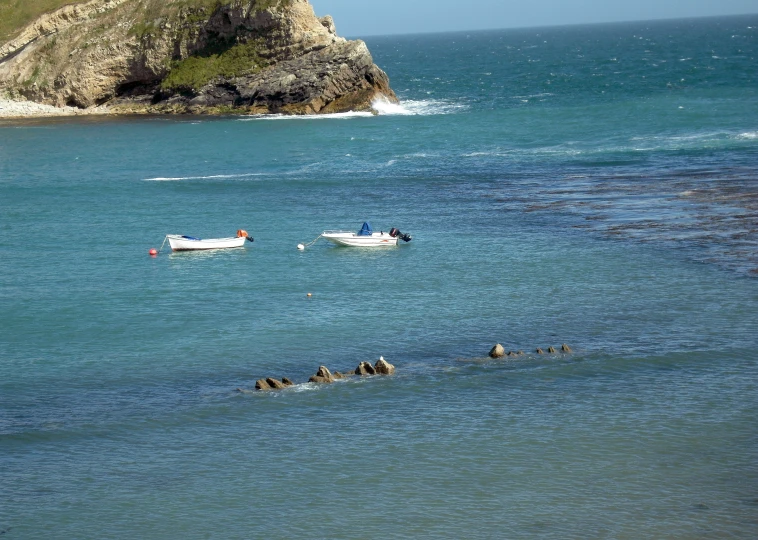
[561,344,572,353]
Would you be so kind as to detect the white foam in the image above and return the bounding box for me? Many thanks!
[238,110,373,121]
[371,96,467,116]
[232,98,464,121]
[737,131,757,140]
[143,172,263,181]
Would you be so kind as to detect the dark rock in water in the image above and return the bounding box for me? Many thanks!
[333,371,345,379]
[356,361,376,376]
[489,344,505,358]
[517,350,525,355]
[309,375,333,384]
[507,351,517,357]
[255,378,271,391]
[282,377,294,386]
[266,378,286,389]
[561,343,572,353]
[536,348,545,354]
[374,356,395,375]
[547,346,557,353]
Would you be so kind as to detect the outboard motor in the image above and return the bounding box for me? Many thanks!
[238,229,254,242]
[389,227,412,242]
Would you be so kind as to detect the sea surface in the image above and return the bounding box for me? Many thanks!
[1,15,757,539]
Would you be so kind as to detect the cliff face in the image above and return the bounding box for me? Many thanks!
[0,0,397,114]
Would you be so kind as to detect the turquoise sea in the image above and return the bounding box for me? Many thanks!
[1,15,757,539]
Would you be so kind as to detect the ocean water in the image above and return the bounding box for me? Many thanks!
[1,15,758,539]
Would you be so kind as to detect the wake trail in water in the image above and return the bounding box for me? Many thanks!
[143,173,265,182]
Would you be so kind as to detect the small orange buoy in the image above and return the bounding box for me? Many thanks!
[307,293,312,297]
[149,248,158,256]
[237,229,248,238]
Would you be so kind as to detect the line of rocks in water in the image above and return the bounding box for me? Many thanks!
[238,356,396,392]
[488,343,572,358]
[238,346,573,394]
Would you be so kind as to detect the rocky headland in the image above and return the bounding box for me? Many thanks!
[0,0,397,117]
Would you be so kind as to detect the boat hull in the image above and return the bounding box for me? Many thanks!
[321,231,399,247]
[166,235,247,251]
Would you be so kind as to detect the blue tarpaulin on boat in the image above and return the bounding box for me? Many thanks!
[357,222,373,236]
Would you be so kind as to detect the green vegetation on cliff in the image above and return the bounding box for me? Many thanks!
[161,39,268,92]
[0,0,293,45]
[0,0,245,44]
[0,0,71,43]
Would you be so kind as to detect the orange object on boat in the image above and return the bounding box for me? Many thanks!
[237,229,248,238]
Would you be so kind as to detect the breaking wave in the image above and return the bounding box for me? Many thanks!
[371,97,467,116]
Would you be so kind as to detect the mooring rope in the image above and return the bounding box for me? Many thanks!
[298,234,323,250]
[157,235,169,254]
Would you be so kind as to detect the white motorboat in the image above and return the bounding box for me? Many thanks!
[302,222,412,249]
[321,230,399,247]
[165,230,253,251]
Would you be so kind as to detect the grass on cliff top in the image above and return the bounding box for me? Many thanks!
[0,0,74,43]
[161,39,268,92]
[0,0,280,44]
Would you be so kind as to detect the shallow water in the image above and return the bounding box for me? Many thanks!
[1,15,757,539]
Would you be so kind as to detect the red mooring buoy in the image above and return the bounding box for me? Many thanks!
[149,249,158,256]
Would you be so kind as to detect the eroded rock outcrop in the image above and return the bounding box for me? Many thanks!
[374,356,395,375]
[308,365,335,384]
[489,344,505,358]
[0,0,397,115]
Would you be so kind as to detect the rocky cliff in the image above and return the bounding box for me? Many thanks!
[0,0,397,114]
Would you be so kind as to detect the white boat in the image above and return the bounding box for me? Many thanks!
[321,230,400,247]
[319,223,412,248]
[166,231,252,251]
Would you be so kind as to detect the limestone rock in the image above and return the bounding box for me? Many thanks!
[374,356,395,375]
[0,0,397,115]
[265,377,286,389]
[536,348,545,354]
[489,344,505,358]
[561,344,572,353]
[282,377,294,386]
[547,346,557,353]
[309,365,335,383]
[355,361,376,376]
[255,378,271,391]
